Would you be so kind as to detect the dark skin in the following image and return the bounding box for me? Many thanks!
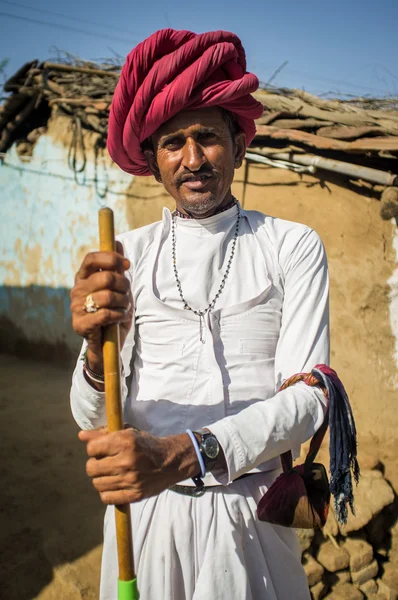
[145,107,246,218]
[75,107,246,504]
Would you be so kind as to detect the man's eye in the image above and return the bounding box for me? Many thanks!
[165,138,182,148]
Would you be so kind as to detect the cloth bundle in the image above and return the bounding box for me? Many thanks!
[257,365,360,529]
[107,28,264,176]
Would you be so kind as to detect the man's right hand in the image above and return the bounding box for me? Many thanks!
[70,241,133,376]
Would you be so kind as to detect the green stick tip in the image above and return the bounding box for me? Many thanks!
[118,578,139,600]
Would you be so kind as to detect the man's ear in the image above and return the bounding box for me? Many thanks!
[143,149,162,183]
[233,131,246,170]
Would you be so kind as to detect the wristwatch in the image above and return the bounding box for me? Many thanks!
[194,429,220,472]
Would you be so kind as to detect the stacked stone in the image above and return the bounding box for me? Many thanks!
[296,463,398,600]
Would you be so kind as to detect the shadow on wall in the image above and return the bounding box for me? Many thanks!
[0,284,81,366]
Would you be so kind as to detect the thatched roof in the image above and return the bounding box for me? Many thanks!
[1,58,397,219]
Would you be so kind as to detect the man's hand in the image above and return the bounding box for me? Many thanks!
[70,241,133,375]
[79,427,201,505]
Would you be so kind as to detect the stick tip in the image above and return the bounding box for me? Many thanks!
[99,207,113,216]
[118,578,139,599]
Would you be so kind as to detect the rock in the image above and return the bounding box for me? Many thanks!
[311,580,329,600]
[317,540,349,572]
[324,570,351,586]
[324,510,339,538]
[344,537,374,572]
[377,578,398,600]
[336,571,351,585]
[296,528,315,553]
[351,560,379,586]
[366,512,390,551]
[338,471,394,535]
[359,579,378,596]
[388,521,398,560]
[304,554,325,586]
[382,563,398,595]
[326,582,364,599]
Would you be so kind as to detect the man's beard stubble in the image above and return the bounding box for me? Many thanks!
[174,166,231,218]
[180,191,219,217]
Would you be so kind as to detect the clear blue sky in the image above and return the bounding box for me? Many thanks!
[0,0,397,98]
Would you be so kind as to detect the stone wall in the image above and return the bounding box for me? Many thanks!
[297,458,397,599]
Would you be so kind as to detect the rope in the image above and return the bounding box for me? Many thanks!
[68,115,86,175]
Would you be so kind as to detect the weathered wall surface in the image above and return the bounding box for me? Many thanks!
[0,116,132,361]
[1,134,397,452]
[126,160,398,455]
[242,163,398,457]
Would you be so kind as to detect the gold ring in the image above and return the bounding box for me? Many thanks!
[84,294,99,313]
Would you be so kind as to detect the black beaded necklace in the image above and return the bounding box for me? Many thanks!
[171,200,241,342]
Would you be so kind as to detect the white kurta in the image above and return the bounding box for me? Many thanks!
[71,203,330,600]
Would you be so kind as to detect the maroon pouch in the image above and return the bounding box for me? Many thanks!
[257,373,330,529]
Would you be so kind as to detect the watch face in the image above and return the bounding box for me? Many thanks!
[203,436,219,460]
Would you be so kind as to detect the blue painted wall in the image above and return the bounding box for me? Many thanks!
[0,123,132,359]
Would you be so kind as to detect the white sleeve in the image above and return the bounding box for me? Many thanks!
[70,328,135,430]
[207,227,330,483]
[70,339,108,430]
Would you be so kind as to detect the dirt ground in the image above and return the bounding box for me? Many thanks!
[0,355,103,600]
[0,354,397,600]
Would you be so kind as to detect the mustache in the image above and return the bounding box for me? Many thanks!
[174,167,217,186]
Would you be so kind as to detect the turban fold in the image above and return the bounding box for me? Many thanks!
[107,29,264,176]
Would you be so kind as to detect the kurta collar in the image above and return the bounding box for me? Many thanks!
[162,202,246,235]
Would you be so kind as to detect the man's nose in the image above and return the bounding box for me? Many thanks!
[181,138,206,171]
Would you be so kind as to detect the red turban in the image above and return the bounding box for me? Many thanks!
[107,29,264,176]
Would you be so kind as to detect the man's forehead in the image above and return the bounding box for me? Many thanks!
[155,107,226,139]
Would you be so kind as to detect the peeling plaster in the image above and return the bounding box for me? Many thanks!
[0,130,133,350]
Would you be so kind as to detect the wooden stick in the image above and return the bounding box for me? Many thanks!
[44,62,119,77]
[49,97,112,107]
[99,208,137,598]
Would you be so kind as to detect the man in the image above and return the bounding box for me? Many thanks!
[70,29,329,599]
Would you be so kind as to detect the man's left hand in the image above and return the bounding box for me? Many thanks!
[79,427,199,505]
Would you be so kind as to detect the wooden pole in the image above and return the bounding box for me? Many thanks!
[44,62,119,77]
[98,207,139,600]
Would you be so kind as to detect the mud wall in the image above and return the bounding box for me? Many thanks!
[0,116,132,362]
[126,160,398,455]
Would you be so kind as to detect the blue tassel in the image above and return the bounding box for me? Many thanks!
[312,366,360,524]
